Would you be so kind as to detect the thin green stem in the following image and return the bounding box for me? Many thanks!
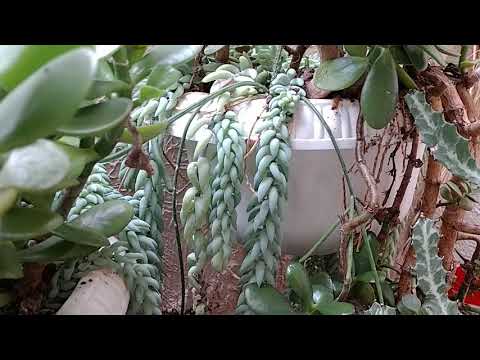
[301,97,356,207]
[362,227,384,304]
[395,63,418,90]
[300,206,351,263]
[459,45,472,73]
[171,106,203,315]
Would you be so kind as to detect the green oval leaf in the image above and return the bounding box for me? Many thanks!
[131,45,202,83]
[0,140,70,192]
[361,48,398,129]
[0,48,97,152]
[17,236,95,264]
[313,301,355,315]
[53,222,109,247]
[86,79,129,100]
[119,122,168,144]
[56,98,132,137]
[389,46,411,65]
[403,45,428,71]
[0,45,88,91]
[53,142,99,183]
[245,285,293,315]
[204,45,227,56]
[0,207,63,241]
[314,56,369,91]
[0,241,23,279]
[286,262,313,306]
[344,45,367,57]
[70,200,134,237]
[147,65,182,89]
[350,282,376,306]
[312,285,334,305]
[353,231,379,275]
[309,271,334,292]
[140,85,166,102]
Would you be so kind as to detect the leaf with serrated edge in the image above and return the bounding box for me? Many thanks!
[406,91,480,186]
[411,218,460,315]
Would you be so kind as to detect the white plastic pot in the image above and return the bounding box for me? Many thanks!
[170,93,424,256]
[56,269,129,315]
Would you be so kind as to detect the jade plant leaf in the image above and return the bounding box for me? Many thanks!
[0,241,23,279]
[344,45,367,57]
[147,65,182,89]
[245,285,293,315]
[118,122,168,144]
[56,98,132,137]
[0,45,88,91]
[313,56,369,91]
[139,85,166,102]
[361,47,398,129]
[70,200,134,237]
[131,45,202,83]
[0,207,63,242]
[313,301,355,315]
[312,285,334,305]
[17,236,96,264]
[204,45,227,56]
[0,140,70,192]
[0,48,97,152]
[405,90,480,186]
[403,45,428,71]
[52,222,109,247]
[286,262,313,307]
[86,79,130,100]
[350,282,376,306]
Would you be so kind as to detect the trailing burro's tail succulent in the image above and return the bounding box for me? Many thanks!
[207,111,246,272]
[236,69,305,314]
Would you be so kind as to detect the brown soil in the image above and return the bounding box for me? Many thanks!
[159,135,291,315]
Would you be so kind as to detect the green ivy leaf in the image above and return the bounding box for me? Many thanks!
[245,285,293,315]
[344,45,367,57]
[405,91,480,185]
[139,85,166,102]
[56,98,132,137]
[0,45,88,91]
[147,65,182,89]
[70,200,134,237]
[403,45,428,71]
[361,47,398,129]
[313,56,369,91]
[286,262,313,307]
[0,241,23,279]
[52,222,109,247]
[313,301,355,315]
[0,48,97,152]
[0,207,63,242]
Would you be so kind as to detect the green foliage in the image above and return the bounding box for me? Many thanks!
[361,47,398,129]
[406,90,480,186]
[314,56,369,91]
[411,218,460,315]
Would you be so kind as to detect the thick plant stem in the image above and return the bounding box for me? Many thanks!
[363,227,384,304]
[398,96,444,299]
[215,45,230,63]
